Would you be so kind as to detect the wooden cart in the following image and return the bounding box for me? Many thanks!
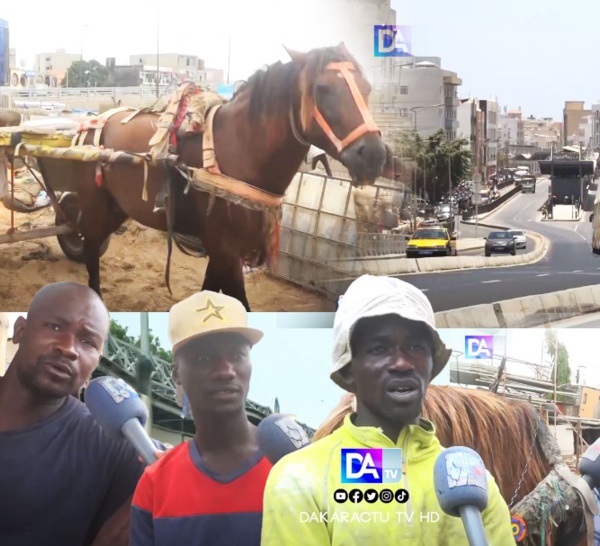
[0,125,178,262]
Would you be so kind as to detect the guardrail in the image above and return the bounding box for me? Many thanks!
[0,86,170,100]
[462,183,521,220]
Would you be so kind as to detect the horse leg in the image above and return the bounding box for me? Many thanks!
[201,253,250,311]
[321,156,333,177]
[79,189,128,298]
[201,257,221,293]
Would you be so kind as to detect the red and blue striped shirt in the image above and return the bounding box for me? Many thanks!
[131,439,272,546]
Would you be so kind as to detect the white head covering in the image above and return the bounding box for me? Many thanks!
[331,275,451,390]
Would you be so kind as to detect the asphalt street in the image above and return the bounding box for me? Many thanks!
[401,178,600,312]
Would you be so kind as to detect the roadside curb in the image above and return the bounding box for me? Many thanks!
[332,230,549,277]
[435,283,600,328]
[402,230,548,275]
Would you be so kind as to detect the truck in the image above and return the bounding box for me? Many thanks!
[520,176,536,193]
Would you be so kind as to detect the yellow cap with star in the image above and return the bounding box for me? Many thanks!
[168,291,264,354]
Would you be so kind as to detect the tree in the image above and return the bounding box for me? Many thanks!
[63,60,111,87]
[109,320,173,363]
[399,129,472,202]
[544,329,572,403]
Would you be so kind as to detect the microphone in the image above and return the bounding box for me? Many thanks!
[434,446,490,546]
[257,413,311,465]
[579,437,600,491]
[85,376,158,465]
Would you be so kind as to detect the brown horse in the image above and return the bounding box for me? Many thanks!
[40,43,393,311]
[314,387,589,546]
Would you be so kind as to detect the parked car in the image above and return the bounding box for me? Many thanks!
[484,231,516,257]
[507,229,526,249]
[406,227,457,258]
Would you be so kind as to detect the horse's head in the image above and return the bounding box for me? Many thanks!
[286,43,394,186]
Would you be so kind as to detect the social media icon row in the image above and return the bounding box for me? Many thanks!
[334,488,409,504]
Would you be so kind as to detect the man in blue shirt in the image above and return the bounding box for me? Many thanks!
[0,282,145,546]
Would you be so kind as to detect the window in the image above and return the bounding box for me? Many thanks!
[584,393,588,404]
[400,85,408,95]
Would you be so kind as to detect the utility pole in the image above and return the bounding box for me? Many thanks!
[156,0,160,98]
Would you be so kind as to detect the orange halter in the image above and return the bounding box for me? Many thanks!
[312,61,381,153]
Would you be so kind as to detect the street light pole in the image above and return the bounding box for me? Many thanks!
[156,0,160,98]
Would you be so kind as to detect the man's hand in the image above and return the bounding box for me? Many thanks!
[138,443,173,465]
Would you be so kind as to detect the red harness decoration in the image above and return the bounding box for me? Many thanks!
[169,83,202,151]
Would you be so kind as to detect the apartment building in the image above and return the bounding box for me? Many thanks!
[370,57,462,147]
[563,101,591,146]
[478,100,498,179]
[457,98,485,175]
[577,386,600,419]
[34,48,80,86]
[521,116,562,150]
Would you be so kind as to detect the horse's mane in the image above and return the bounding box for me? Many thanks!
[231,45,362,128]
[313,386,553,505]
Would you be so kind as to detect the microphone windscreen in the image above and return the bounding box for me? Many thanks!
[86,376,149,438]
[433,446,489,517]
[257,414,311,465]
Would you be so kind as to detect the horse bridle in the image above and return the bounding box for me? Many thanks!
[290,61,381,153]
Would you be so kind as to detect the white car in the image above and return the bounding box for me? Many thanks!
[508,229,526,249]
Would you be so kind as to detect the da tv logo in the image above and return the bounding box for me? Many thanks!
[341,448,402,484]
[465,335,493,359]
[373,25,411,57]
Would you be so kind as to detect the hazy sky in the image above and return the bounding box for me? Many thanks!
[3,0,338,82]
[5,0,593,118]
[392,0,600,120]
[6,312,594,429]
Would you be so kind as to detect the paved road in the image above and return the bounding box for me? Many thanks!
[401,178,600,312]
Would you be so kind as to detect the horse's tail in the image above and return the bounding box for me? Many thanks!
[313,393,355,442]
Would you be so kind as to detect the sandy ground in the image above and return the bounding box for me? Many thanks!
[0,205,335,312]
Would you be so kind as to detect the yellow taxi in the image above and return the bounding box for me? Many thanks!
[406,227,457,258]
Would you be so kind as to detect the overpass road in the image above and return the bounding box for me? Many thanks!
[403,178,600,312]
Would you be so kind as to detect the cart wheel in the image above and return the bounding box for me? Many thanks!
[55,193,110,263]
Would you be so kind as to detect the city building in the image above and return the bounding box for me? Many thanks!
[35,48,80,86]
[498,107,524,147]
[0,19,8,86]
[563,101,591,146]
[578,114,593,148]
[478,99,499,180]
[131,53,202,84]
[521,116,562,150]
[591,102,600,150]
[370,57,462,146]
[129,53,223,89]
[317,0,397,76]
[457,98,485,175]
[578,386,600,419]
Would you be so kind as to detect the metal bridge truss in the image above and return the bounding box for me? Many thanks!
[94,334,315,438]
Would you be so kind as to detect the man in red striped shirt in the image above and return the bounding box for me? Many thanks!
[130,291,272,545]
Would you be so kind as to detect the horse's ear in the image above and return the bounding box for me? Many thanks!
[283,45,306,65]
[381,143,396,180]
[337,41,351,56]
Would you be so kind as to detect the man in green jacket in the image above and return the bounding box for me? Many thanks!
[261,274,515,545]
